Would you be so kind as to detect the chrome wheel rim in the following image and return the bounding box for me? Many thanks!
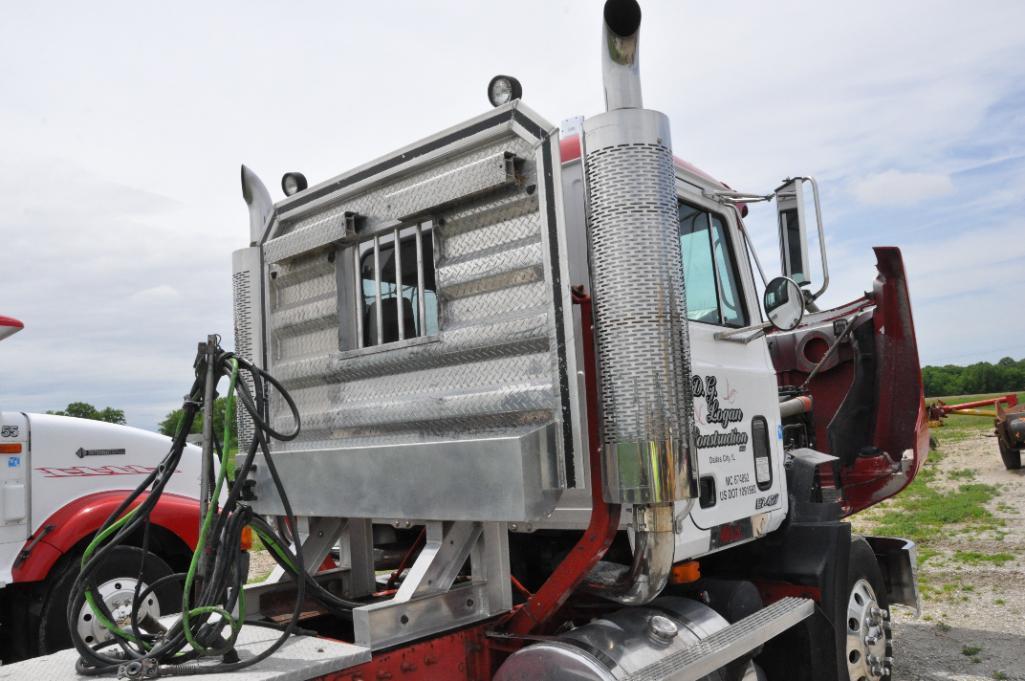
[77,577,160,646]
[846,578,889,680]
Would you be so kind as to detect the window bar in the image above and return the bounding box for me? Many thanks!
[707,214,727,326]
[394,228,404,341]
[354,246,364,349]
[415,224,426,337]
[373,236,384,344]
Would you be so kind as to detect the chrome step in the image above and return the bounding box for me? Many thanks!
[626,597,816,681]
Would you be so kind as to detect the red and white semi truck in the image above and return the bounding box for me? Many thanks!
[10,1,929,678]
[221,2,927,677]
[0,315,203,661]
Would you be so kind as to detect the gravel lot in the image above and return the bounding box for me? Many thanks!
[869,433,1025,681]
[248,548,277,583]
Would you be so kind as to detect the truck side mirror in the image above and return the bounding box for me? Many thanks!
[774,177,829,301]
[775,179,810,285]
[763,276,805,331]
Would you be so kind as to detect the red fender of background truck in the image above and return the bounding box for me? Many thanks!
[12,491,200,583]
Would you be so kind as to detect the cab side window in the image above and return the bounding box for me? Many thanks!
[678,202,747,327]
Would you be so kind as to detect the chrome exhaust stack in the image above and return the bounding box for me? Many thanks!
[582,0,694,605]
[601,0,643,110]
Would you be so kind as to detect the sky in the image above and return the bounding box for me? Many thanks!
[2,1,1024,431]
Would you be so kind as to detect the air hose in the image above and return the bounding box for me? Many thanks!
[67,337,351,677]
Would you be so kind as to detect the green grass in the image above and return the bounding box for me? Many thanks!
[857,392,1022,606]
[962,645,983,657]
[953,550,1015,566]
[880,392,1009,533]
[872,471,1000,545]
[916,546,939,567]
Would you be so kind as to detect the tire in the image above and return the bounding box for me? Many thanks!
[35,546,181,656]
[844,538,892,681]
[0,583,34,662]
[998,440,1022,470]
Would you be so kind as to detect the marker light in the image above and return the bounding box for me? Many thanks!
[487,75,523,108]
[281,172,308,197]
[240,525,253,552]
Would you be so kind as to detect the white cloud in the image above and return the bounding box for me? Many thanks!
[128,285,182,305]
[851,171,954,206]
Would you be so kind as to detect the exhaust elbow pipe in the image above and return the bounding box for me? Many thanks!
[602,0,643,110]
[584,505,675,605]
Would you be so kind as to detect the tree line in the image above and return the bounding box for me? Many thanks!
[158,397,237,451]
[47,402,126,424]
[922,357,1025,398]
[46,399,237,451]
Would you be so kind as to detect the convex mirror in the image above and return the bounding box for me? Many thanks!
[763,276,804,331]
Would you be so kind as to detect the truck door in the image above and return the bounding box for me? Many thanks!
[675,197,787,538]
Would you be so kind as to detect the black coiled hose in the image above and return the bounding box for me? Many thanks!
[67,339,352,677]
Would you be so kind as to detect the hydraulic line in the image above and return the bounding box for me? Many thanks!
[65,338,355,678]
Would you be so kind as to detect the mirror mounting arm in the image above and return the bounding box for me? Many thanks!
[702,189,774,204]
[714,321,771,344]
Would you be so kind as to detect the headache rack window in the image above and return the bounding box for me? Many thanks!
[355,222,438,347]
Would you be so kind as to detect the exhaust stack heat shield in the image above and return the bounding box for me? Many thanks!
[583,109,693,504]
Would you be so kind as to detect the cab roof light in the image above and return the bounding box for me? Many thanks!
[281,172,308,197]
[487,75,522,108]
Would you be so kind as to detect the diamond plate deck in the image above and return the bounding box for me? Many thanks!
[0,625,371,681]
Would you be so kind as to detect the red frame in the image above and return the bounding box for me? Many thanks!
[323,624,492,681]
[503,290,621,635]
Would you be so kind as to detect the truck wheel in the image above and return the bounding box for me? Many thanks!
[845,539,892,681]
[998,440,1022,470]
[36,546,181,655]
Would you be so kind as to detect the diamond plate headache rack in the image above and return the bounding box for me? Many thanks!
[243,101,584,523]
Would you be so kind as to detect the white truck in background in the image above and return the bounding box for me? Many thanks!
[0,315,204,661]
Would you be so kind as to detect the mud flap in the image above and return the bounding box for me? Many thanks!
[865,535,920,615]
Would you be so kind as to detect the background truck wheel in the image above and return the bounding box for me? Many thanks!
[998,440,1022,470]
[36,545,181,656]
[845,538,892,681]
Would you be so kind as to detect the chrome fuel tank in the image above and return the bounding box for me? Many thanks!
[494,597,759,681]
